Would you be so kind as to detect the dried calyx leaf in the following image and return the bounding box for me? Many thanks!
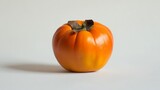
[83,19,94,30]
[68,21,82,30]
[68,19,94,31]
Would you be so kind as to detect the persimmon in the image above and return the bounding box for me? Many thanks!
[52,19,113,72]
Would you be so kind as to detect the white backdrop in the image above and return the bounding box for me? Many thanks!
[0,0,160,90]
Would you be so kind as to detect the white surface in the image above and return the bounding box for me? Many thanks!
[0,0,160,90]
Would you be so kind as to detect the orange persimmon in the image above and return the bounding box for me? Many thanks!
[52,19,113,72]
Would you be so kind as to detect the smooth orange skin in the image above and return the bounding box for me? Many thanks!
[52,20,113,72]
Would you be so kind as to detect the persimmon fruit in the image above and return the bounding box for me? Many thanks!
[52,19,113,72]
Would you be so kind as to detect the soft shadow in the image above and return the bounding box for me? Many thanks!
[5,63,69,73]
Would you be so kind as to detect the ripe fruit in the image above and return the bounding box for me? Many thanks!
[52,19,113,72]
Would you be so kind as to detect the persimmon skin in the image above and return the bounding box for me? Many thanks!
[52,20,113,72]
